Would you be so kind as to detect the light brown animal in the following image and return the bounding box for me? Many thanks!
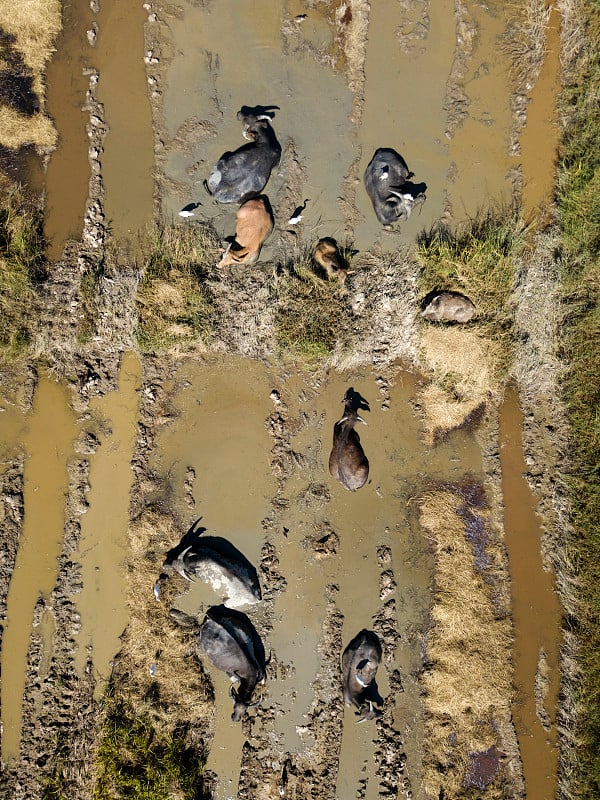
[217,196,274,268]
[421,291,476,323]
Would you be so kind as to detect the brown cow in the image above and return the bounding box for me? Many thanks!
[314,237,348,284]
[217,196,274,268]
[329,389,370,492]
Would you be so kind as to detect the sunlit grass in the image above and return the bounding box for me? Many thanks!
[556,3,600,795]
[136,222,220,353]
[0,185,46,360]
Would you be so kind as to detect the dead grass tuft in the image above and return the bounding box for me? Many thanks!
[502,0,551,89]
[0,105,57,151]
[418,326,502,443]
[419,489,519,799]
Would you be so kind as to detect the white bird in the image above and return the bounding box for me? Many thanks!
[178,201,201,218]
[288,199,309,225]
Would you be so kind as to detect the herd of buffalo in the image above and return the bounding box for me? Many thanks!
[154,388,382,724]
[186,107,476,322]
[158,107,483,726]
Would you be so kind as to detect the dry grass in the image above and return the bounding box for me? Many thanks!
[418,326,502,443]
[0,0,60,153]
[113,508,214,727]
[418,489,518,799]
[502,0,551,89]
[0,106,57,151]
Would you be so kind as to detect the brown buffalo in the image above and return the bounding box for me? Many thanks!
[314,237,348,284]
[217,196,274,268]
[329,389,369,491]
[421,291,476,323]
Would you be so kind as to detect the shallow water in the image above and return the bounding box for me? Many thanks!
[73,352,142,694]
[43,0,94,261]
[1,376,78,763]
[499,386,561,800]
[149,358,485,799]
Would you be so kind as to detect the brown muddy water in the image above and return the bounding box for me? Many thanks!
[499,386,562,800]
[520,6,561,220]
[150,358,485,800]
[1,376,78,763]
[73,352,141,694]
[44,0,94,261]
[159,0,517,254]
[43,0,153,260]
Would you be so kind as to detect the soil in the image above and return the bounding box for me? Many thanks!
[0,2,570,799]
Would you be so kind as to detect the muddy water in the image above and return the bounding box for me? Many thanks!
[1,376,78,763]
[355,0,456,245]
[499,386,561,800]
[151,357,277,798]
[520,6,561,219]
[160,0,354,245]
[446,1,516,214]
[151,356,487,798]
[73,352,141,693]
[94,0,154,248]
[43,0,94,261]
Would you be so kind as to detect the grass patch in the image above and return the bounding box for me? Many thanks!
[94,694,208,800]
[136,222,220,353]
[0,184,46,361]
[418,486,516,799]
[273,245,347,362]
[556,3,600,795]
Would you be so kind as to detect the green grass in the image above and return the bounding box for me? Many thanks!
[0,185,46,360]
[136,222,220,353]
[557,3,600,796]
[416,206,527,376]
[273,247,348,362]
[94,697,208,800]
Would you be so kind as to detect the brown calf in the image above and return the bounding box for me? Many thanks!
[217,196,274,268]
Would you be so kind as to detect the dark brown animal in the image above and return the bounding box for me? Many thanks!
[342,629,383,721]
[314,237,348,284]
[217,196,274,268]
[329,391,369,491]
[421,291,475,323]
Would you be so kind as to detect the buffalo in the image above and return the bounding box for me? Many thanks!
[420,290,476,323]
[314,237,348,284]
[329,388,370,492]
[156,520,262,608]
[364,147,426,227]
[198,605,268,722]
[204,111,281,204]
[341,629,383,721]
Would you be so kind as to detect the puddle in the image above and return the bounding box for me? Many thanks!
[520,5,561,219]
[93,0,154,249]
[43,0,94,261]
[150,356,487,796]
[355,0,455,246]
[446,1,515,217]
[159,0,354,243]
[499,385,561,799]
[73,352,142,694]
[0,375,78,763]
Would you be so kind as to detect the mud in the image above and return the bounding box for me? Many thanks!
[499,385,561,798]
[0,0,570,798]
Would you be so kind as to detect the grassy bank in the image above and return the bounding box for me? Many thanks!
[0,186,45,361]
[557,2,600,795]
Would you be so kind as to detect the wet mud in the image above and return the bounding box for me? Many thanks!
[0,0,568,798]
[499,386,562,798]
